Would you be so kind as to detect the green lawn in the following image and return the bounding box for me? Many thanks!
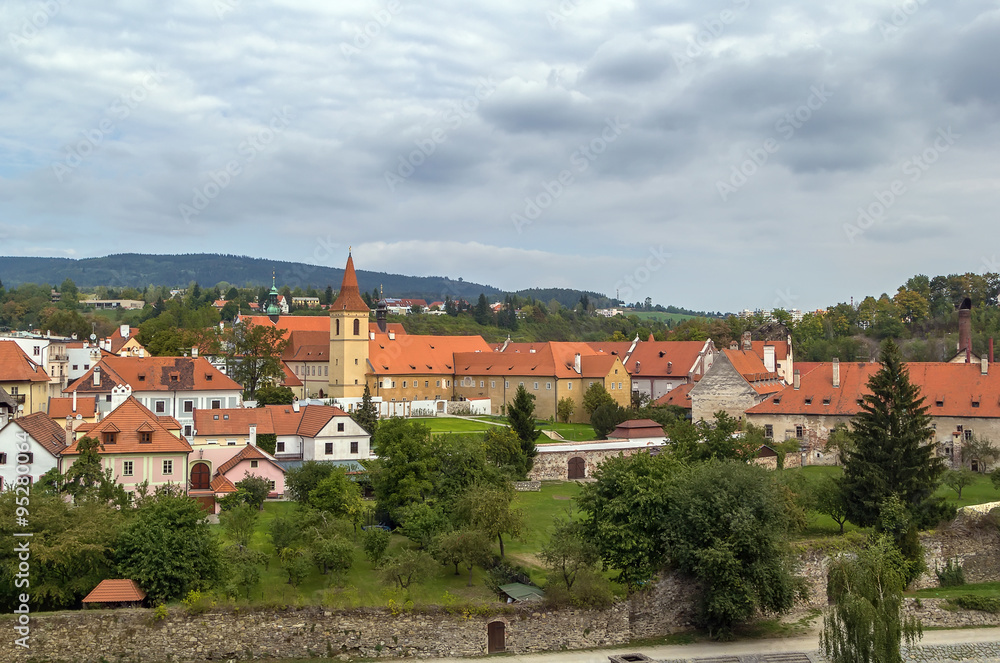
[414,416,496,435]
[214,481,587,608]
[628,311,708,325]
[471,415,598,441]
[909,582,1000,599]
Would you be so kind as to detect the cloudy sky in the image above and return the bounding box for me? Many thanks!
[1,0,998,312]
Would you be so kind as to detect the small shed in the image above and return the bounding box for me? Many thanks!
[499,583,544,603]
[82,579,147,608]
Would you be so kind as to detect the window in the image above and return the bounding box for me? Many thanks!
[227,439,236,446]
[436,380,441,387]
[73,364,78,371]
[103,432,117,445]
[391,381,396,388]
[155,401,165,413]
[350,441,359,454]
[33,346,40,356]
[106,395,112,402]
[353,319,360,335]
[250,460,259,468]
[276,442,285,452]
[610,383,614,390]
[504,381,509,388]
[533,382,538,390]
[822,398,830,405]
[490,381,495,388]
[337,422,345,432]
[619,382,623,390]
[268,480,276,491]
[211,400,221,409]
[335,319,340,335]
[546,382,551,390]
[965,430,973,442]
[480,381,485,388]
[184,425,192,437]
[804,398,812,405]
[795,425,804,439]
[162,460,173,475]
[446,380,451,387]
[764,425,773,438]
[122,461,134,476]
[403,381,407,388]
[207,439,218,445]
[17,452,33,464]
[0,453,6,464]
[567,383,572,390]
[425,381,429,387]
[139,432,152,444]
[325,442,334,455]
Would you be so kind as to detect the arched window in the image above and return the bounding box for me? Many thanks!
[353,318,360,335]
[190,462,210,490]
[335,319,340,336]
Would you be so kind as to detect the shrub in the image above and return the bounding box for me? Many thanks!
[362,527,391,568]
[935,558,965,588]
[953,595,1000,613]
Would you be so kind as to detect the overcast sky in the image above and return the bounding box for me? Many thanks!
[1,0,998,312]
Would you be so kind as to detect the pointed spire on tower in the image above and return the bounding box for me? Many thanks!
[331,252,369,312]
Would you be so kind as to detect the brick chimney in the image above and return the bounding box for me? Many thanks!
[959,298,972,361]
[832,358,840,388]
[793,370,801,390]
[742,331,752,351]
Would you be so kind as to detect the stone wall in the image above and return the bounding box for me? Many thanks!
[529,448,644,481]
[904,598,1000,628]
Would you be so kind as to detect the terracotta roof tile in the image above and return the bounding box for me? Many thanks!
[13,412,68,457]
[210,473,238,493]
[608,419,666,439]
[47,396,98,419]
[456,342,618,380]
[193,408,276,436]
[654,383,694,409]
[372,334,492,375]
[331,254,370,312]
[588,340,713,378]
[0,342,50,383]
[65,356,241,394]
[63,397,192,455]
[216,444,284,476]
[82,579,146,603]
[280,362,303,387]
[261,404,348,436]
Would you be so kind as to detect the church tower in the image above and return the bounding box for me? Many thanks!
[328,252,370,399]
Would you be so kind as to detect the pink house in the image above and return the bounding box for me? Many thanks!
[60,396,192,499]
[215,445,285,498]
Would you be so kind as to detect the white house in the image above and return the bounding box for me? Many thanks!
[0,412,68,491]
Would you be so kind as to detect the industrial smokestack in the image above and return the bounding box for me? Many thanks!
[959,298,972,361]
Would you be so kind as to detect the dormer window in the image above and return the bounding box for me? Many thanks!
[139,432,152,444]
[936,399,944,407]
[973,400,981,408]
[804,398,812,405]
[103,432,117,445]
[822,398,831,405]
[213,414,219,420]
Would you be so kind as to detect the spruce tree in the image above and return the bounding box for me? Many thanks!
[506,385,540,476]
[840,340,946,528]
[353,383,379,436]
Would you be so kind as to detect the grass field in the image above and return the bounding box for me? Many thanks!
[214,481,587,607]
[910,581,1000,599]
[627,311,709,325]
[471,415,598,441]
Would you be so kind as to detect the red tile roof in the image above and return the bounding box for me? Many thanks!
[194,408,277,436]
[608,419,666,439]
[282,331,330,362]
[105,327,142,355]
[47,396,98,419]
[14,411,68,456]
[331,254,370,313]
[0,342,50,382]
[746,361,1000,419]
[456,342,619,380]
[373,333,492,376]
[280,362,303,387]
[587,340,713,379]
[216,444,284,476]
[82,579,146,603]
[65,356,242,394]
[750,340,789,362]
[62,397,192,455]
[264,404,348,437]
[211,473,238,493]
[654,383,694,409]
[240,315,404,342]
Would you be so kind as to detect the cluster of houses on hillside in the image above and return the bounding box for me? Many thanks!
[2,254,999,499]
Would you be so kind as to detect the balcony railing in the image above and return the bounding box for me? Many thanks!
[12,394,25,405]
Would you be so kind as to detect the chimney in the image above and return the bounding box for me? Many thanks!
[763,345,776,373]
[667,361,673,374]
[93,367,101,387]
[573,353,581,374]
[65,416,72,447]
[249,424,257,446]
[292,400,300,413]
[832,358,840,388]
[634,361,641,374]
[388,331,395,341]
[191,346,199,358]
[72,390,77,413]
[742,331,752,351]
[120,324,129,338]
[793,370,801,390]
[959,298,972,361]
[982,355,989,376]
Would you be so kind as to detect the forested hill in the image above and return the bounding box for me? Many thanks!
[0,254,502,300]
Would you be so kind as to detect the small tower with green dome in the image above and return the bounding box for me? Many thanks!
[266,271,281,323]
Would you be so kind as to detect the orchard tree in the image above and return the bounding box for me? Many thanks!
[455,482,524,558]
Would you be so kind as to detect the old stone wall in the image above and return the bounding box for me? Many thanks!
[2,605,635,663]
[529,448,644,481]
[690,355,759,423]
[903,598,1000,628]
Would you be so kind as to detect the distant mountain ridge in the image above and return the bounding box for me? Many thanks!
[0,253,504,301]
